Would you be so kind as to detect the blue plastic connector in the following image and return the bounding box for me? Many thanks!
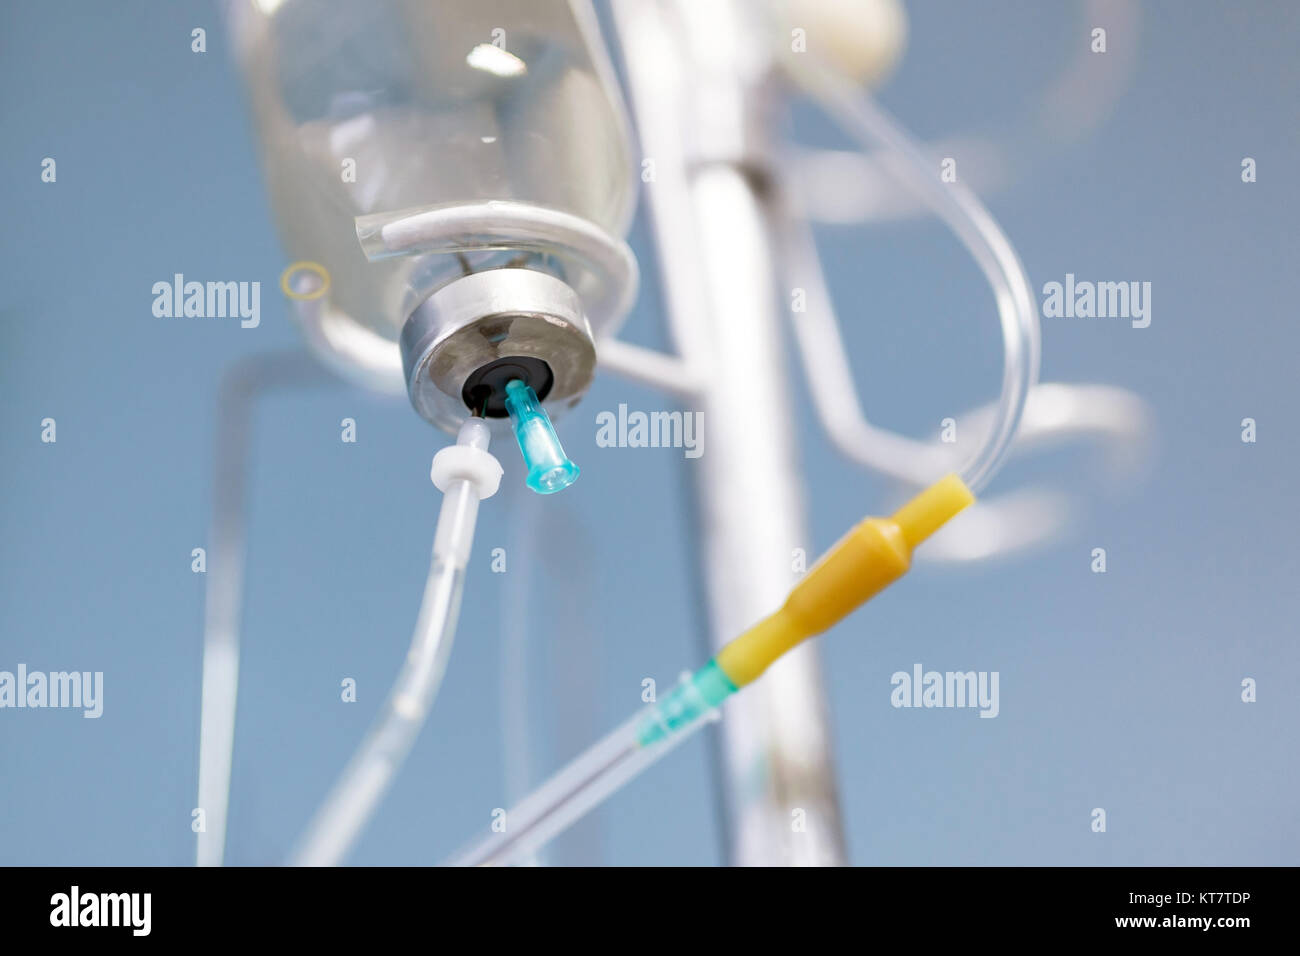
[634,659,738,747]
[503,379,580,495]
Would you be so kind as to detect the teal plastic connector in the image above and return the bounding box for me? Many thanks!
[635,659,737,747]
[503,379,580,495]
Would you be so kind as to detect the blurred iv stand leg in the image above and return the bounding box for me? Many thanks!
[196,351,339,867]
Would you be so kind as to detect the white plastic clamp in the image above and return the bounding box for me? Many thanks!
[430,445,503,500]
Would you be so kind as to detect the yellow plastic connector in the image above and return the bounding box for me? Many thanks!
[714,474,975,688]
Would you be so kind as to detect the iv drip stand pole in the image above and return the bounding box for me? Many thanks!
[612,0,847,865]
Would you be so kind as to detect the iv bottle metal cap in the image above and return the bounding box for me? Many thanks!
[400,269,597,434]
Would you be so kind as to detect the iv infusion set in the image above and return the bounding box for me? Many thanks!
[199,0,1149,866]
[210,0,641,866]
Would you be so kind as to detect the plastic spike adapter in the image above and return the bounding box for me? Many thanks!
[714,473,975,688]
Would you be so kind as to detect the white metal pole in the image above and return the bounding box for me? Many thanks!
[612,0,847,865]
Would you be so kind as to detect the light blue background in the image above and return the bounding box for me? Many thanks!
[2,1,1296,865]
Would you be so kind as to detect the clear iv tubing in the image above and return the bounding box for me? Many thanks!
[447,78,1040,867]
[784,61,1042,495]
[449,671,723,867]
[291,419,491,866]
